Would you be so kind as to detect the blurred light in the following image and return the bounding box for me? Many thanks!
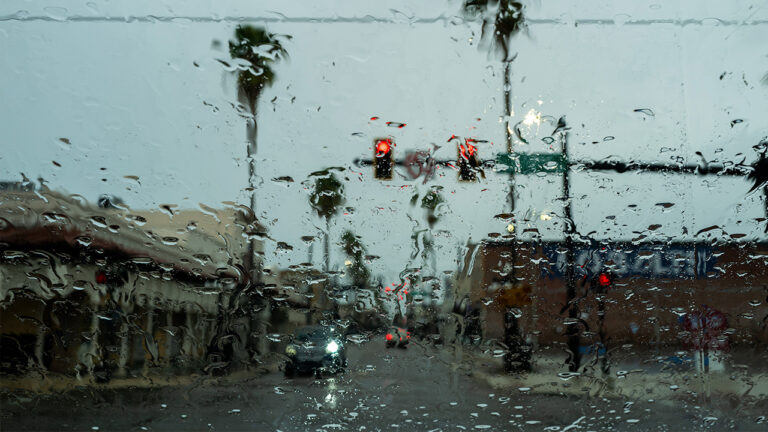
[344,260,352,266]
[326,341,339,353]
[386,333,393,341]
[375,139,391,156]
[523,109,540,126]
[598,273,612,287]
[285,345,297,356]
[507,224,515,233]
[324,392,337,408]
[458,141,480,181]
[459,142,477,160]
[540,213,552,221]
[95,271,107,284]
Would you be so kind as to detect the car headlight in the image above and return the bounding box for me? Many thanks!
[326,341,339,354]
[285,345,297,356]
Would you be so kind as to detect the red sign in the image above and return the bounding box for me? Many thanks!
[682,306,729,351]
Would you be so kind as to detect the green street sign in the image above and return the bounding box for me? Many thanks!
[495,152,567,175]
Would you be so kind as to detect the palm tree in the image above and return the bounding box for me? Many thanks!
[420,187,444,229]
[419,187,444,276]
[308,170,345,273]
[204,26,287,372]
[341,230,371,287]
[462,0,524,153]
[747,141,768,233]
[463,1,527,370]
[228,25,288,279]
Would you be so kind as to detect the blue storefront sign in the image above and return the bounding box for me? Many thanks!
[540,243,717,279]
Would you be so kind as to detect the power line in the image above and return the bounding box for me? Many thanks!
[2,14,767,26]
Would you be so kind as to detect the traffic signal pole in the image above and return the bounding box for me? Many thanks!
[504,61,516,214]
[499,58,529,371]
[352,134,766,375]
[558,123,581,372]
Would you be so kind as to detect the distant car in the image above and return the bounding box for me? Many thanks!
[284,325,346,376]
[385,327,410,348]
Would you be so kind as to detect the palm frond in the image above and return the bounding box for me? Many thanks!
[229,25,288,110]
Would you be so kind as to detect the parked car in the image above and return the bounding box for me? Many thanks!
[284,325,346,377]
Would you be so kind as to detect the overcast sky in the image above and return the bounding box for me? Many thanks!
[2,0,767,279]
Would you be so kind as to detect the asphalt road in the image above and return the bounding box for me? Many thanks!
[1,341,764,431]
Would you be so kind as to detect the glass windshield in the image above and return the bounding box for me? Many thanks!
[2,1,767,430]
[295,326,334,341]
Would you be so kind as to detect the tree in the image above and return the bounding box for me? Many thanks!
[341,231,371,287]
[462,1,528,371]
[228,25,288,279]
[462,0,524,153]
[748,140,768,233]
[308,170,345,273]
[420,187,445,229]
[205,26,287,373]
[409,186,445,279]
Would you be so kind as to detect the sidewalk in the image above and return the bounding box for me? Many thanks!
[467,347,768,401]
[0,361,282,393]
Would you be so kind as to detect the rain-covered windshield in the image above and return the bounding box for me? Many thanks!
[2,1,768,431]
[295,326,335,341]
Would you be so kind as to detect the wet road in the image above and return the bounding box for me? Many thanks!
[1,341,760,431]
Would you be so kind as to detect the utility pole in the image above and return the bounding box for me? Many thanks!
[557,120,580,372]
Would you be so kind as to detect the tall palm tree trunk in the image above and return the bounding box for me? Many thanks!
[503,60,515,214]
[245,103,259,283]
[504,61,513,154]
[502,54,528,371]
[324,217,331,273]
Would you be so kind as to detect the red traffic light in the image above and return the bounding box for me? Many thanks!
[374,138,394,180]
[376,139,391,156]
[458,140,480,182]
[95,270,108,284]
[459,143,477,160]
[598,273,612,287]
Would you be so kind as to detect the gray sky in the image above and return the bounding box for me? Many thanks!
[2,0,767,278]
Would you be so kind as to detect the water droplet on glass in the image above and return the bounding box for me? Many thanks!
[75,236,92,246]
[346,334,368,344]
[160,236,178,246]
[43,6,68,21]
[633,108,655,117]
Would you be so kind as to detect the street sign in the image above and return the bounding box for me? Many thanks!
[495,153,567,175]
[403,150,436,183]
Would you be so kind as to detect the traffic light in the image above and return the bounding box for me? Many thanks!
[95,269,127,288]
[374,138,394,180]
[95,270,108,285]
[591,271,613,293]
[458,140,481,181]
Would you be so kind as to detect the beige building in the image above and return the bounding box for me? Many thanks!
[0,186,262,380]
